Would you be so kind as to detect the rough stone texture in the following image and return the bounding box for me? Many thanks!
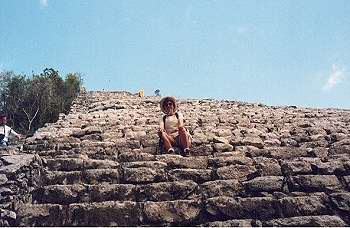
[2,90,349,226]
[0,149,42,226]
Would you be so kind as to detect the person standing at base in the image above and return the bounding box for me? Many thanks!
[0,114,22,146]
[157,96,192,156]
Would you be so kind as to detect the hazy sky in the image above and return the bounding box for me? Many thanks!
[1,0,349,109]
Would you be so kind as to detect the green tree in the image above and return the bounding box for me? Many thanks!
[0,68,83,136]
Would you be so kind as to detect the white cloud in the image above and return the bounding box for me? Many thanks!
[40,0,48,7]
[322,64,346,91]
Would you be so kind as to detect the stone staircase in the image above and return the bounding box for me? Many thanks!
[13,90,350,226]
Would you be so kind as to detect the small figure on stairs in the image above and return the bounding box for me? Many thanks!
[0,114,23,146]
[158,96,192,156]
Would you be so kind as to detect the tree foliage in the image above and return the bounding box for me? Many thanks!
[0,68,83,135]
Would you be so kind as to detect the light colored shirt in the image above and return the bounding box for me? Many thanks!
[159,112,184,137]
[0,125,20,144]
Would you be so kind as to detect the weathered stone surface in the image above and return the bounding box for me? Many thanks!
[187,144,213,156]
[118,152,155,162]
[84,169,119,184]
[0,174,8,185]
[253,157,281,176]
[143,200,201,225]
[206,196,280,220]
[209,155,253,167]
[139,181,199,201]
[42,171,82,185]
[201,180,243,198]
[123,167,166,183]
[203,219,256,227]
[279,194,329,217]
[281,158,321,175]
[329,145,350,155]
[45,158,85,171]
[17,204,64,226]
[156,155,208,169]
[213,143,233,152]
[216,165,257,180]
[264,215,347,227]
[244,176,284,193]
[168,169,212,183]
[33,185,86,204]
[9,91,350,227]
[88,184,137,202]
[330,192,350,213]
[288,175,342,192]
[268,147,309,159]
[0,154,35,174]
[67,201,142,226]
[344,176,350,189]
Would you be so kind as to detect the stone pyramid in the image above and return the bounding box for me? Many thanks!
[1,90,350,226]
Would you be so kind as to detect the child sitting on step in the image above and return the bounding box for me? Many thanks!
[157,96,192,156]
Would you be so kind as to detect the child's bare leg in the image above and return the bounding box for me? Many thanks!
[178,127,190,149]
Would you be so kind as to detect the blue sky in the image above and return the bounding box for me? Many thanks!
[1,0,349,109]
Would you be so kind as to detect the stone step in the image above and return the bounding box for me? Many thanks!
[45,158,118,171]
[17,200,202,226]
[42,169,119,185]
[205,194,333,220]
[32,184,136,204]
[263,215,347,227]
[32,180,200,204]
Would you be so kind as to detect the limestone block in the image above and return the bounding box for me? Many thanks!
[329,145,350,155]
[122,161,167,169]
[84,169,119,184]
[281,158,321,175]
[263,139,281,147]
[201,180,243,198]
[266,147,308,159]
[42,171,82,185]
[33,185,86,204]
[311,160,347,175]
[279,194,329,217]
[217,129,232,137]
[213,143,233,152]
[190,144,213,156]
[156,154,208,169]
[213,137,230,144]
[216,164,256,181]
[206,196,280,220]
[123,167,166,183]
[280,137,298,147]
[307,147,328,158]
[118,152,155,162]
[244,176,284,193]
[241,137,264,149]
[264,215,347,227]
[84,126,102,134]
[344,176,350,189]
[88,184,137,202]
[141,138,159,147]
[46,158,84,171]
[66,201,142,226]
[330,192,350,213]
[253,157,282,176]
[17,204,64,226]
[0,174,8,185]
[204,219,256,227]
[143,200,201,225]
[139,180,198,201]
[0,154,35,175]
[208,155,253,167]
[168,169,212,183]
[288,175,342,192]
